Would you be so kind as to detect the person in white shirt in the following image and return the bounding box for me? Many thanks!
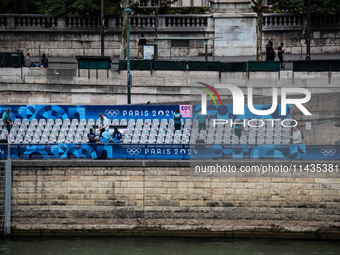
[98,113,109,138]
[291,126,302,144]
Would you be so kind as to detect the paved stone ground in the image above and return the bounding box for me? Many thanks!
[30,53,340,70]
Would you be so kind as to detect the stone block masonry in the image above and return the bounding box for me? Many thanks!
[10,160,340,238]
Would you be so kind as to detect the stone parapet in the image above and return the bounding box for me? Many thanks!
[1,13,339,57]
[1,67,340,105]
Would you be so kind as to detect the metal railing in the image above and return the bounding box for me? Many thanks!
[0,163,5,234]
[0,145,11,236]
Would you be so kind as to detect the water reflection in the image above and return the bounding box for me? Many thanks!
[0,237,339,255]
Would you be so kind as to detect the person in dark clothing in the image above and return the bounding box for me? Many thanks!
[233,121,246,141]
[112,127,122,143]
[265,41,271,61]
[41,53,49,68]
[278,43,285,68]
[87,128,98,143]
[266,41,275,61]
[173,109,183,131]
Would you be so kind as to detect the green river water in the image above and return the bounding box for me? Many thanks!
[0,237,339,255]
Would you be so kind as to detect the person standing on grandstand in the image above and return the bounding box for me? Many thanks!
[112,127,122,143]
[234,120,246,141]
[291,126,302,144]
[98,113,109,138]
[173,109,182,131]
[2,108,13,134]
[195,109,209,131]
[87,128,98,143]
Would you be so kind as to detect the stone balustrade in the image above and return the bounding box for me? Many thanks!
[0,14,212,32]
[263,13,340,31]
[1,13,339,32]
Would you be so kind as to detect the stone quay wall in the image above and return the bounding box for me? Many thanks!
[10,160,340,238]
[1,67,340,145]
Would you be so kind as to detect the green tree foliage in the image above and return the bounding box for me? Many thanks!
[3,0,37,14]
[266,0,340,15]
[310,0,340,15]
[2,0,122,16]
[130,0,178,15]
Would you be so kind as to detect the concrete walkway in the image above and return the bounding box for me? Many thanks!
[30,53,340,70]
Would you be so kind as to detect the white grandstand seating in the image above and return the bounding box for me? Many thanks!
[2,118,294,145]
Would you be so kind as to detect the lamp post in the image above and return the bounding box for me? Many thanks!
[154,0,158,59]
[123,2,134,104]
[306,0,311,60]
[101,0,104,56]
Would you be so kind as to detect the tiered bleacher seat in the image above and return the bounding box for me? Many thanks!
[2,117,294,145]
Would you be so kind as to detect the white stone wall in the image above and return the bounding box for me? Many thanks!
[213,13,257,56]
[263,30,340,55]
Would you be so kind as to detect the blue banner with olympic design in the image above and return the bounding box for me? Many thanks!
[0,144,338,160]
[0,104,290,122]
[0,105,180,121]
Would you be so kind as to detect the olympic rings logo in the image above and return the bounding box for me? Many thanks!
[127,148,142,155]
[321,148,336,157]
[105,110,120,117]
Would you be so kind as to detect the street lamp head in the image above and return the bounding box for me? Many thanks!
[122,8,134,14]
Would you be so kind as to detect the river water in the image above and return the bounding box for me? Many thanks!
[0,237,339,255]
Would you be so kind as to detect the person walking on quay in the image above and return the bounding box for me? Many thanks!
[278,42,285,68]
[136,34,146,59]
[265,41,271,61]
[2,108,13,134]
[97,113,109,138]
[266,41,275,61]
[173,109,183,131]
